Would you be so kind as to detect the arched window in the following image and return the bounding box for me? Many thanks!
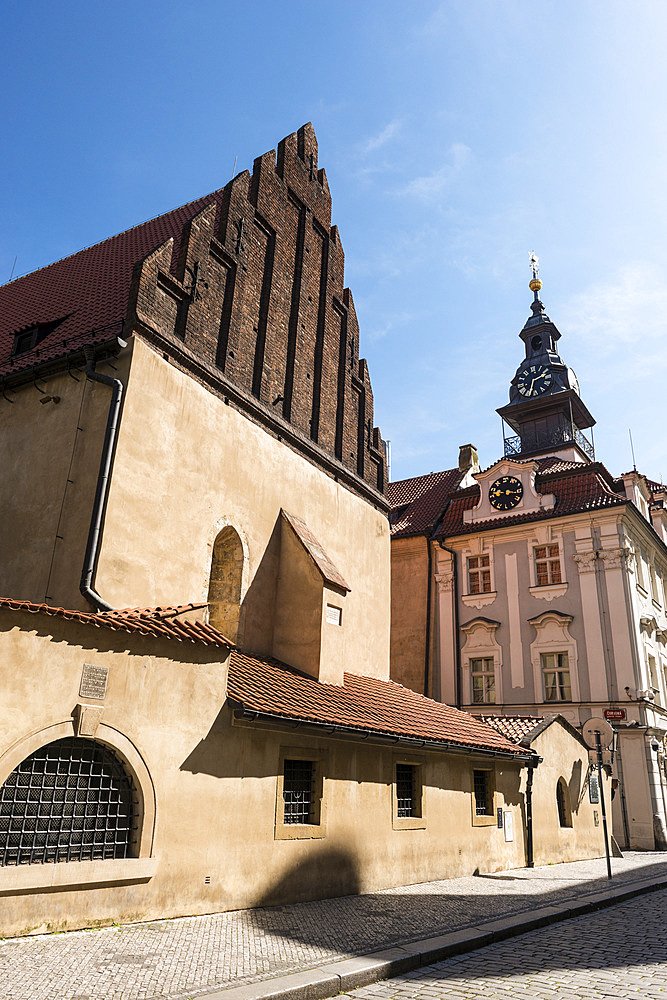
[208,525,244,641]
[0,738,134,866]
[556,777,572,828]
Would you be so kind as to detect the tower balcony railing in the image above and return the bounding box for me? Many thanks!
[503,424,595,461]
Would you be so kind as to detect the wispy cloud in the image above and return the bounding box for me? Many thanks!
[362,119,401,156]
[402,143,473,199]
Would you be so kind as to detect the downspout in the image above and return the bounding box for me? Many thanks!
[424,535,433,697]
[525,763,535,868]
[438,542,461,708]
[79,344,125,611]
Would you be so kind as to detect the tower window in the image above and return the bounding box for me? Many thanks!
[534,544,562,586]
[467,554,491,594]
[530,335,542,351]
[0,738,134,867]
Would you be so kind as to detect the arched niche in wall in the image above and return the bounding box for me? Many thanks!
[207,524,246,643]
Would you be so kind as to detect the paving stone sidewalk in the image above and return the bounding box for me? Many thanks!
[344,885,667,1000]
[1,852,666,1000]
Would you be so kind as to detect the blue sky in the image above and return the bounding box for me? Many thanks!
[2,1,666,483]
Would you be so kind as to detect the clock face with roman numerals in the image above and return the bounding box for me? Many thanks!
[517,364,553,397]
[489,476,523,511]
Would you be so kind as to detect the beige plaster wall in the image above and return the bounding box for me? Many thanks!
[390,537,429,693]
[96,338,390,680]
[528,722,609,866]
[0,615,528,937]
[0,358,131,610]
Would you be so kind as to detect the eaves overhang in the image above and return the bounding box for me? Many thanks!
[230,703,537,763]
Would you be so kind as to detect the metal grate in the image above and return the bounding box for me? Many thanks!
[283,759,314,824]
[396,763,417,818]
[473,769,491,817]
[0,737,134,866]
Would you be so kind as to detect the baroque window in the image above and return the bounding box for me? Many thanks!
[542,652,572,702]
[0,738,134,867]
[534,544,562,586]
[467,554,491,594]
[470,657,495,704]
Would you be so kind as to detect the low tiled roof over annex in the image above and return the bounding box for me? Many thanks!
[387,468,466,539]
[0,598,233,647]
[480,716,543,744]
[228,650,531,758]
[0,190,226,379]
[435,459,627,539]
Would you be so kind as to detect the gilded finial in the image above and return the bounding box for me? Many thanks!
[529,251,542,294]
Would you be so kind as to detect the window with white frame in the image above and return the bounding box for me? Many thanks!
[637,548,648,591]
[534,544,562,586]
[541,651,572,702]
[467,554,491,594]
[470,657,495,704]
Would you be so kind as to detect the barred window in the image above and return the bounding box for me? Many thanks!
[473,769,493,817]
[395,764,419,818]
[534,544,562,586]
[470,657,495,704]
[0,738,134,867]
[283,759,314,824]
[468,554,491,595]
[542,652,571,702]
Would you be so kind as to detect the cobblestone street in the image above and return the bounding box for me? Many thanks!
[0,854,666,1000]
[346,885,667,1000]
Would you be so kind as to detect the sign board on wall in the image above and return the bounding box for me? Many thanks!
[503,810,514,842]
[604,708,626,722]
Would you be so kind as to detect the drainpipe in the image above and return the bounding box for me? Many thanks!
[437,542,461,708]
[526,763,535,868]
[79,344,125,611]
[424,535,433,697]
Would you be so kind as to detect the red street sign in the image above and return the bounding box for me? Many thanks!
[604,708,626,721]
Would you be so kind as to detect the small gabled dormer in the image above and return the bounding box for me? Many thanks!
[622,471,652,523]
[463,458,555,526]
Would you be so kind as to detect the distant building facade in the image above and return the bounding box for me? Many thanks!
[389,271,667,851]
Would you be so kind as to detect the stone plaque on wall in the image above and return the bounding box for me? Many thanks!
[79,663,109,700]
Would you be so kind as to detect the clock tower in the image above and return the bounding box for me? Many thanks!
[496,255,595,463]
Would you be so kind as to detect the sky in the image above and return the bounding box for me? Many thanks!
[2,1,666,483]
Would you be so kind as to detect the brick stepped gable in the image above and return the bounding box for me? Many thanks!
[128,123,387,494]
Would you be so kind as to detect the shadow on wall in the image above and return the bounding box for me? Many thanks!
[235,518,282,655]
[252,847,362,910]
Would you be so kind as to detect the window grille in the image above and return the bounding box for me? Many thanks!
[541,652,571,701]
[0,738,134,867]
[468,554,491,594]
[470,657,495,704]
[396,763,418,818]
[283,759,314,824]
[473,769,492,816]
[534,544,561,586]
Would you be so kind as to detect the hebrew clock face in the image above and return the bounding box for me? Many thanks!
[489,476,523,511]
[517,364,553,397]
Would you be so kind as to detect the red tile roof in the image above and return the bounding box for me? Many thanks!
[387,468,466,538]
[0,598,232,647]
[228,650,530,757]
[0,190,225,378]
[479,716,543,743]
[435,461,626,539]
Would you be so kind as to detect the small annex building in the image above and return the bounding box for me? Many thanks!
[481,715,611,866]
[0,125,545,937]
